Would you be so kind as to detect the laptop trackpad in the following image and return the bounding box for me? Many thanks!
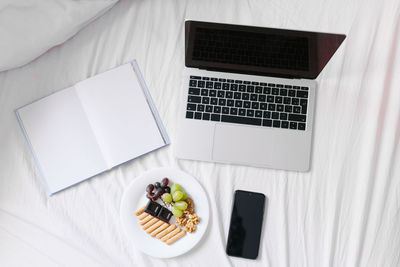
[212,123,276,166]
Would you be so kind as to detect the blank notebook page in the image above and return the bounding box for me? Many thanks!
[75,63,165,168]
[17,87,108,193]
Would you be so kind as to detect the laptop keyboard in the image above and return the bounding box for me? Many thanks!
[185,76,309,130]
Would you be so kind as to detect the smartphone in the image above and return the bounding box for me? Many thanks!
[226,190,266,259]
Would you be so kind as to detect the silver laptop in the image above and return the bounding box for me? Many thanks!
[175,21,345,171]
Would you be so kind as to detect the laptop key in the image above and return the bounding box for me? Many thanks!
[211,98,218,105]
[280,89,288,96]
[202,97,210,104]
[293,106,301,113]
[260,103,268,110]
[202,113,210,120]
[298,122,306,130]
[211,114,221,121]
[297,91,308,98]
[188,95,201,103]
[255,110,262,117]
[267,96,274,102]
[247,85,255,93]
[262,119,272,127]
[255,86,263,93]
[292,98,299,105]
[218,99,226,106]
[263,111,271,118]
[290,122,297,129]
[239,108,246,116]
[214,106,221,113]
[273,120,280,128]
[222,107,230,114]
[275,96,283,103]
[259,95,266,102]
[197,104,205,112]
[194,112,202,119]
[190,76,201,80]
[242,93,250,100]
[186,111,194,119]
[217,91,225,98]
[231,84,238,91]
[239,85,246,92]
[263,87,271,94]
[201,89,208,96]
[252,102,259,109]
[227,99,234,106]
[235,100,243,107]
[272,88,279,95]
[289,114,306,122]
[234,92,241,99]
[284,97,291,104]
[277,104,284,112]
[244,101,251,108]
[251,94,258,101]
[272,112,279,119]
[197,81,205,88]
[280,112,288,120]
[247,109,255,117]
[214,82,222,89]
[285,105,292,112]
[226,92,233,98]
[209,90,217,97]
[189,80,197,87]
[187,103,196,111]
[221,115,262,126]
[268,104,276,111]
[230,108,238,115]
[189,88,200,95]
[281,121,289,128]
[222,83,230,90]
[206,105,213,112]
[206,82,213,88]
[288,90,296,97]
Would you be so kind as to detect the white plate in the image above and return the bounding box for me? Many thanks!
[120,167,209,258]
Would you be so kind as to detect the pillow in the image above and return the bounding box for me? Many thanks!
[0,0,118,72]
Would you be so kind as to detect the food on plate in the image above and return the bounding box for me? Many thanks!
[175,198,200,233]
[156,224,176,239]
[161,227,181,242]
[135,177,201,246]
[166,230,186,245]
[157,206,173,223]
[144,200,162,217]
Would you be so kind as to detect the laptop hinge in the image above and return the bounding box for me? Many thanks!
[200,67,301,79]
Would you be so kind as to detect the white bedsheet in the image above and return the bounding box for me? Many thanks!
[1,0,400,266]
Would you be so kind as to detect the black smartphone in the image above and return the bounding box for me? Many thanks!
[226,190,266,259]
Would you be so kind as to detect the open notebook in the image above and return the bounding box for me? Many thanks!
[15,61,170,195]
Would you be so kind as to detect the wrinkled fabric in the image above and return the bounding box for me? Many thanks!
[0,0,399,266]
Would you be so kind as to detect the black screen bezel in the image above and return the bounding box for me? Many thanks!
[185,20,346,79]
[226,190,266,259]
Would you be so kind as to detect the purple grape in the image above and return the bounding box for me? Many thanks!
[161,178,169,187]
[146,184,154,194]
[164,186,171,193]
[154,182,161,188]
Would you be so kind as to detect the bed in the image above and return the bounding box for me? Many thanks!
[1,0,399,266]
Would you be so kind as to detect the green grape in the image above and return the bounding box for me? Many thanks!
[171,206,183,218]
[175,201,188,210]
[161,193,172,203]
[181,191,188,200]
[173,191,183,201]
[171,183,182,194]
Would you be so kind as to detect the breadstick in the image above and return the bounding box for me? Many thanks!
[150,223,169,237]
[166,230,186,245]
[139,215,152,225]
[146,221,163,234]
[135,206,146,216]
[161,228,181,242]
[156,224,176,239]
[142,218,158,230]
[138,212,148,220]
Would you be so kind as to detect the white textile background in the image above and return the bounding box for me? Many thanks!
[0,0,399,266]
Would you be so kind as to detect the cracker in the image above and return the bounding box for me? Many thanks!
[166,230,186,245]
[142,218,158,230]
[138,212,148,220]
[146,221,163,234]
[150,223,169,237]
[139,215,152,225]
[161,228,181,242]
[156,224,176,239]
[135,206,146,216]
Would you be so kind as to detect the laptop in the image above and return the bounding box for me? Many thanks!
[175,21,345,171]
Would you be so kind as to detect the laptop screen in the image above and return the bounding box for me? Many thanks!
[185,21,345,79]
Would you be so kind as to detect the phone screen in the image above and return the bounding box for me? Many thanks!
[226,190,266,259]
